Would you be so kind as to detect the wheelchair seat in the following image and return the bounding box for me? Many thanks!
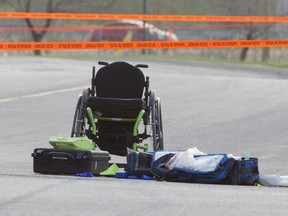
[87,97,147,118]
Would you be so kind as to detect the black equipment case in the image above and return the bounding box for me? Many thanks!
[32,148,111,175]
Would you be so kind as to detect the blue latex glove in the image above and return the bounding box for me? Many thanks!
[75,172,95,177]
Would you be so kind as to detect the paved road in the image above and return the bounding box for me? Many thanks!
[0,56,287,216]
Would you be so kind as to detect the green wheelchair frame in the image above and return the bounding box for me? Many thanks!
[86,108,148,152]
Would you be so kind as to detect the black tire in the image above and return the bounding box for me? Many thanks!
[150,90,164,151]
[71,94,82,137]
[155,97,164,150]
[71,89,89,137]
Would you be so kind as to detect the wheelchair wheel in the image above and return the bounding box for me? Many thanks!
[71,94,81,137]
[150,90,164,151]
[71,89,89,137]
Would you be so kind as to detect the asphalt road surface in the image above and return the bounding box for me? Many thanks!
[0,56,287,216]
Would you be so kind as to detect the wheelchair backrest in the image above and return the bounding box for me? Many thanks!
[95,61,145,98]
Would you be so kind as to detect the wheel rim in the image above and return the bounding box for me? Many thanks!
[150,91,164,151]
[71,95,82,137]
[71,89,90,137]
[76,102,87,137]
[154,97,164,150]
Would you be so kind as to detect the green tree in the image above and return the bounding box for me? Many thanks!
[218,0,277,61]
[3,0,82,56]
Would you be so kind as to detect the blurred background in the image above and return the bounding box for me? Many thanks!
[0,0,288,64]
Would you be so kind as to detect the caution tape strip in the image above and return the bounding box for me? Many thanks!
[1,40,288,50]
[1,12,288,22]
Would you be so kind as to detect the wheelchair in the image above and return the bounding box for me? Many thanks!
[71,61,163,156]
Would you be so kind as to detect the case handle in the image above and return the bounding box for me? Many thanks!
[47,152,75,161]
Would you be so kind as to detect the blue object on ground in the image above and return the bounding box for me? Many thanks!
[127,175,155,180]
[142,175,155,180]
[75,172,95,177]
[115,171,129,178]
[128,175,139,179]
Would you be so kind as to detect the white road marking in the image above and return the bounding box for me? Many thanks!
[0,86,85,103]
[0,97,21,103]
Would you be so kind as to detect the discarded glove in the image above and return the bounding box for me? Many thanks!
[75,172,95,177]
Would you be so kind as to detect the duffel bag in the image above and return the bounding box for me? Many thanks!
[151,152,235,184]
[221,157,259,185]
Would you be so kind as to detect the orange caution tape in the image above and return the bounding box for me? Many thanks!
[1,12,288,22]
[1,40,288,50]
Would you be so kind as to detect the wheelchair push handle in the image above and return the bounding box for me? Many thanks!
[135,64,148,68]
[98,61,109,66]
[98,61,148,68]
[89,66,96,95]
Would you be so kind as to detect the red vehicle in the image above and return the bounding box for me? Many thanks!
[90,20,178,42]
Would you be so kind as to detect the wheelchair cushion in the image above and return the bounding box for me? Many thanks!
[95,61,145,98]
[87,97,147,118]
